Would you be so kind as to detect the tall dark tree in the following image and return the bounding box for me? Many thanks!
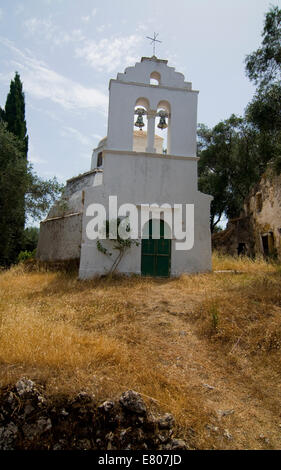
[245,5,281,173]
[0,122,28,265]
[245,5,281,87]
[0,74,63,266]
[198,116,262,231]
[3,72,28,157]
[0,73,29,261]
[198,5,281,231]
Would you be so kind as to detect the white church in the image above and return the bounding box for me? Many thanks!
[37,55,213,278]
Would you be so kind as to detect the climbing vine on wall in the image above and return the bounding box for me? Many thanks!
[96,218,139,275]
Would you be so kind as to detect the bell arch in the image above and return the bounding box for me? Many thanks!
[133,97,149,152]
[155,100,171,154]
[150,71,161,86]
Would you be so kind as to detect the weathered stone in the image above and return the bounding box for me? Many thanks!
[22,417,52,440]
[170,439,188,450]
[223,429,233,440]
[0,422,18,450]
[37,395,47,406]
[119,390,146,415]
[15,378,36,396]
[217,409,235,419]
[98,400,115,413]
[75,391,93,404]
[7,392,15,403]
[0,379,187,450]
[23,403,35,417]
[53,439,68,450]
[76,439,92,450]
[157,413,175,430]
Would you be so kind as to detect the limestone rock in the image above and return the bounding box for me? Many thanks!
[0,422,18,450]
[119,390,147,415]
[157,413,175,430]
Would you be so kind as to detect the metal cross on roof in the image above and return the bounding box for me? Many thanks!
[146,32,162,57]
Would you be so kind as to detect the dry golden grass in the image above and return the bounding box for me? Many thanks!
[0,254,281,449]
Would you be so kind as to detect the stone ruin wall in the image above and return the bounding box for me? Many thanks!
[244,173,281,258]
[212,172,281,259]
[37,169,100,262]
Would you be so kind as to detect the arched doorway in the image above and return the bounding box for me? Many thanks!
[141,219,171,277]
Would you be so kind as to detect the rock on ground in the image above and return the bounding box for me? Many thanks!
[0,378,189,450]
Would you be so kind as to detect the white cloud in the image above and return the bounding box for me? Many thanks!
[0,38,108,113]
[75,34,143,72]
[23,17,85,46]
[28,143,47,164]
[81,8,97,23]
[61,126,92,146]
[15,4,24,15]
[80,151,91,160]
[93,133,103,141]
[24,17,54,37]
[97,24,106,33]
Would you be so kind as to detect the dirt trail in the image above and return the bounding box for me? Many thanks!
[0,268,280,449]
[129,282,281,449]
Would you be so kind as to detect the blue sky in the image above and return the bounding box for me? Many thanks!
[0,0,278,186]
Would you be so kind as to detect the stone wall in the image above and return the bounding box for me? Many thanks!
[36,169,103,262]
[212,171,281,259]
[36,213,82,261]
[0,378,188,450]
[244,172,281,258]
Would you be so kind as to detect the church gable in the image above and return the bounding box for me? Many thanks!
[116,57,192,90]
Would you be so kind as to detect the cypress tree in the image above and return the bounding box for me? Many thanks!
[4,72,28,157]
[0,123,28,265]
[0,73,28,264]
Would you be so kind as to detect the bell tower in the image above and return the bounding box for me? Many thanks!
[106,56,198,157]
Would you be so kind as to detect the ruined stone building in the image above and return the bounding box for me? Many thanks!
[212,171,281,259]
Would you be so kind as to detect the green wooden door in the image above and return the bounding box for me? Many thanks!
[141,219,171,277]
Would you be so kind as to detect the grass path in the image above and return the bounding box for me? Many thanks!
[0,256,280,449]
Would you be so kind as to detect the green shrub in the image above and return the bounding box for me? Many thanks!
[17,249,36,263]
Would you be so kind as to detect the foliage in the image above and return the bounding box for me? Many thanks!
[245,5,281,174]
[0,122,63,265]
[198,116,262,230]
[17,249,36,263]
[0,72,63,266]
[245,5,281,87]
[25,172,63,220]
[246,82,281,132]
[210,303,219,332]
[2,72,28,156]
[96,218,139,275]
[199,6,281,230]
[21,227,39,252]
[0,122,28,265]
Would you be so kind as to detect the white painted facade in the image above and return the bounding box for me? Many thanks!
[37,56,212,276]
[79,56,213,278]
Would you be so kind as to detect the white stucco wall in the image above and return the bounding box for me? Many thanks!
[106,57,198,157]
[79,151,212,278]
[37,56,212,276]
[37,213,82,261]
[133,131,163,153]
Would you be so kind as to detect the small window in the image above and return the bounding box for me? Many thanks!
[237,243,246,256]
[150,71,161,86]
[256,192,262,212]
[97,152,103,167]
[262,235,269,256]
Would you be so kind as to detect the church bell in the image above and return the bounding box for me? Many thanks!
[157,114,168,130]
[134,111,145,130]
